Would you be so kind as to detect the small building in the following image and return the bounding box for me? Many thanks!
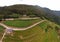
[6,29,13,34]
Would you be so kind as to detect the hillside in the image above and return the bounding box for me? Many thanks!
[0,4,60,42]
[0,19,60,42]
[0,4,60,25]
[53,11,60,16]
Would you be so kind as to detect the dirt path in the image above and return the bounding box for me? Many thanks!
[0,20,46,31]
[0,29,6,42]
[5,17,39,20]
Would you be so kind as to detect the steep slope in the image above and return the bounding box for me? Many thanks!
[42,8,60,25]
[53,11,60,16]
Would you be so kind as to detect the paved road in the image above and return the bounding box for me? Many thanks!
[0,20,46,31]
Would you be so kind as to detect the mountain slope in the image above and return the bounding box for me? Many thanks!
[0,4,60,42]
[0,4,60,25]
[53,11,60,16]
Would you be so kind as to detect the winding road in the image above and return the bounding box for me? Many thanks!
[0,20,46,31]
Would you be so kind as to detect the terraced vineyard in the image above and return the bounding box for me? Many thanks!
[3,21,60,42]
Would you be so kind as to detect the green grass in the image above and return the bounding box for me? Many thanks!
[3,19,40,28]
[0,26,5,39]
[39,21,48,29]
[3,25,43,42]
[3,21,59,42]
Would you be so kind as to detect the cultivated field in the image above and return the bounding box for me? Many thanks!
[3,19,40,28]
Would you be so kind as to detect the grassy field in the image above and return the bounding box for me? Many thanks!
[0,26,5,39]
[3,21,59,42]
[3,19,40,28]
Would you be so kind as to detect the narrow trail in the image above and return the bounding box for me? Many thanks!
[0,20,46,31]
[0,31,6,41]
[0,30,6,42]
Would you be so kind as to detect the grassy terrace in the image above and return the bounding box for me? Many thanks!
[3,19,40,28]
[0,26,5,39]
[3,21,59,42]
[38,21,48,29]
